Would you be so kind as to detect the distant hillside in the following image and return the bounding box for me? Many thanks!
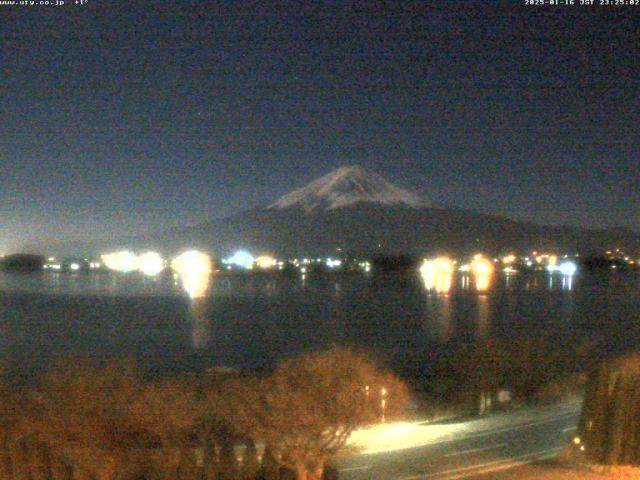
[49,166,639,258]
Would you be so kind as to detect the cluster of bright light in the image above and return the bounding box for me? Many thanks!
[348,420,468,455]
[547,260,577,276]
[69,263,80,271]
[226,250,255,269]
[470,255,494,292]
[326,258,342,268]
[255,255,277,269]
[137,251,165,276]
[525,252,560,267]
[100,250,166,276]
[420,257,455,293]
[605,249,637,265]
[558,261,577,276]
[171,250,212,298]
[471,255,494,274]
[359,261,372,273]
[101,250,138,273]
[172,250,211,275]
[501,255,516,264]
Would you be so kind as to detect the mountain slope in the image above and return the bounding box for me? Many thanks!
[268,165,426,212]
[49,166,639,257]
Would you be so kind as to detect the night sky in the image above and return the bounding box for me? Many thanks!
[1,1,638,253]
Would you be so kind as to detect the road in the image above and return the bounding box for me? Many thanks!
[338,402,581,480]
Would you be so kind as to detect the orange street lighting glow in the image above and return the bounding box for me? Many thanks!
[502,254,516,264]
[137,251,165,276]
[255,255,277,269]
[101,250,138,273]
[420,257,454,294]
[471,255,494,292]
[171,250,213,298]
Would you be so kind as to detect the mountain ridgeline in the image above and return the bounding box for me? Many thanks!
[57,166,639,257]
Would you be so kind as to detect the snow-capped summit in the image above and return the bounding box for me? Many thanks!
[268,165,427,212]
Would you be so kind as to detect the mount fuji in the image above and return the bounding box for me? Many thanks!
[54,166,639,258]
[268,165,426,212]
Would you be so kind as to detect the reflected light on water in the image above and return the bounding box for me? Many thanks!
[190,298,212,349]
[477,295,490,337]
[470,255,494,292]
[562,275,573,291]
[420,257,454,294]
[171,250,212,298]
[504,270,516,289]
[425,294,453,342]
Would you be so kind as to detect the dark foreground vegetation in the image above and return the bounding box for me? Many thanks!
[0,335,599,480]
[579,352,640,466]
[0,348,409,480]
[395,334,595,418]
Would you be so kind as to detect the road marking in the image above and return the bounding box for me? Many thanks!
[459,411,578,441]
[354,411,579,460]
[444,442,508,457]
[398,447,561,480]
[408,411,578,451]
[434,447,561,480]
[339,465,371,472]
[410,401,582,428]
[562,426,577,433]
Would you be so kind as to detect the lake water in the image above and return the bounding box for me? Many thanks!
[0,269,639,380]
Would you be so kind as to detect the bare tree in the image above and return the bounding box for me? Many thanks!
[33,360,153,480]
[137,374,205,480]
[226,347,410,480]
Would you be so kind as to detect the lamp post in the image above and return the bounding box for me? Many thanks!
[381,386,387,423]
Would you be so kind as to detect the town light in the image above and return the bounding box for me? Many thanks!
[138,251,164,276]
[101,250,138,273]
[420,257,454,294]
[471,254,494,292]
[172,250,212,298]
[227,250,255,269]
[326,258,342,268]
[558,261,577,276]
[255,255,277,269]
[502,254,516,264]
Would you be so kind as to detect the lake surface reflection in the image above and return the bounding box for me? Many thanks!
[0,270,638,379]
